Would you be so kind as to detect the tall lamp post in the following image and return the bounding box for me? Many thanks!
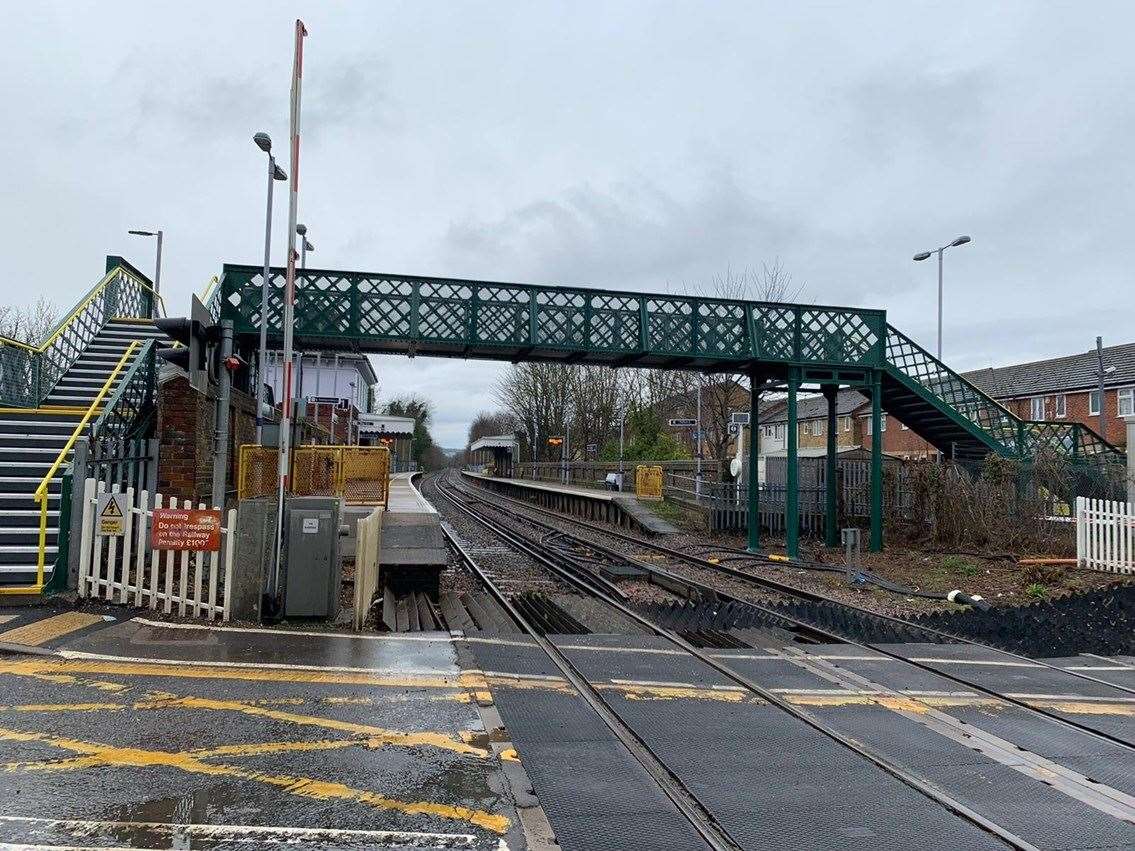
[127,228,163,317]
[913,235,971,362]
[296,224,314,268]
[253,132,288,444]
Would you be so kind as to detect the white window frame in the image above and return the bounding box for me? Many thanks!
[1053,394,1067,418]
[1119,388,1134,417]
[1030,396,1045,420]
[841,416,851,432]
[1089,390,1101,416]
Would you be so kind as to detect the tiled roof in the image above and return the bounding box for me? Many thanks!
[961,342,1135,399]
[762,389,867,423]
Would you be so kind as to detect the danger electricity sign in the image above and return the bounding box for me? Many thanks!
[96,493,128,537]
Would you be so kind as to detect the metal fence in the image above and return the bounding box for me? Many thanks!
[238,445,391,506]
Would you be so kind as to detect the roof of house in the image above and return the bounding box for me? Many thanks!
[761,389,867,424]
[960,342,1135,399]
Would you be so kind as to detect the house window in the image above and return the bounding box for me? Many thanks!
[841,416,851,432]
[1030,397,1045,420]
[1089,390,1101,416]
[1120,388,1135,417]
[880,417,887,432]
[815,420,825,436]
[864,416,886,435]
[900,422,910,430]
[1054,394,1067,418]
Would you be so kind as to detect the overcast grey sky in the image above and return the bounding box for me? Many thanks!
[3,2,1132,446]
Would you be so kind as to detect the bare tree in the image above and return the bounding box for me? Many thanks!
[0,297,59,345]
[694,261,807,467]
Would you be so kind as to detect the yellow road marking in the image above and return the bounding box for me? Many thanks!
[0,726,510,834]
[134,693,486,757]
[0,613,104,647]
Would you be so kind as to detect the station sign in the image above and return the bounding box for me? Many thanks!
[668,418,697,428]
[731,411,751,425]
[151,508,222,552]
[547,436,564,446]
[96,493,128,537]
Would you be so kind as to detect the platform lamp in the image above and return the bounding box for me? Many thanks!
[296,224,314,269]
[253,132,289,444]
[913,235,971,362]
[127,228,163,316]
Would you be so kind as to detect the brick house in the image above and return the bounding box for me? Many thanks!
[854,342,1135,458]
[962,343,1134,448]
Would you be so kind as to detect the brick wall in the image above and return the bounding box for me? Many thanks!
[1001,389,1129,447]
[157,375,259,506]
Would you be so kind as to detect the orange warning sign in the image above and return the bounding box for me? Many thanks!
[151,508,222,552]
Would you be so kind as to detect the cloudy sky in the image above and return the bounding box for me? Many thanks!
[3,2,1132,446]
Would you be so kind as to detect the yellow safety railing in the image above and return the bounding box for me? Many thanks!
[0,341,139,596]
[238,444,391,506]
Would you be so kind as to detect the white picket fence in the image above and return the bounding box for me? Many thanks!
[77,478,238,620]
[1076,496,1135,574]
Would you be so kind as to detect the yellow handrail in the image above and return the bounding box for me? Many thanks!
[1,266,162,356]
[13,341,140,595]
[0,335,39,351]
[199,275,220,301]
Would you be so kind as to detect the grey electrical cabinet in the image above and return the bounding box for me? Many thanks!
[283,497,342,619]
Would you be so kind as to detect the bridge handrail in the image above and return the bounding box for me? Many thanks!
[885,324,1123,462]
[218,264,888,367]
[0,261,161,407]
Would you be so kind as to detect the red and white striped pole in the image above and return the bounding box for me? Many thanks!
[273,18,307,598]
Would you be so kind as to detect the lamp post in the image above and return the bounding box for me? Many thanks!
[1095,336,1116,440]
[253,132,288,444]
[913,235,971,362]
[127,228,163,316]
[296,223,314,269]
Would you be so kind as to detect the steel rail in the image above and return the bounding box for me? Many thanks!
[440,502,743,851]
[433,473,1035,850]
[459,472,1135,699]
[452,473,1135,755]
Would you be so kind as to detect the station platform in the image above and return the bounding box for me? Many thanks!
[462,471,678,535]
[380,473,446,592]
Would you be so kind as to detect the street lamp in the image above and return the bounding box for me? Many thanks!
[913,234,971,362]
[296,223,314,268]
[127,228,163,316]
[253,132,288,444]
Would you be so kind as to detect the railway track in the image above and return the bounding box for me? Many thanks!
[430,472,1044,850]
[443,470,1135,754]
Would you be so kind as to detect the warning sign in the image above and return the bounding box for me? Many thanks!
[151,508,222,552]
[96,493,128,536]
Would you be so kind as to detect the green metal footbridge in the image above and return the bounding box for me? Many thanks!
[208,263,1123,556]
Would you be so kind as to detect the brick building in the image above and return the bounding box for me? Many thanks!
[963,342,1134,448]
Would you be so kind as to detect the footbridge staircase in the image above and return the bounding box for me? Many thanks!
[0,258,165,593]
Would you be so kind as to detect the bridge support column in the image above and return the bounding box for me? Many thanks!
[870,369,884,552]
[746,373,761,552]
[823,384,838,547]
[786,369,800,558]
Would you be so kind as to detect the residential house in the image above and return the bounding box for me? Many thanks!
[962,343,1134,448]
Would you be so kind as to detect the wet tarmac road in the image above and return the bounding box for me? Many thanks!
[0,616,521,850]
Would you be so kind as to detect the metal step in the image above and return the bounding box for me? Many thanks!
[0,546,58,567]
[0,528,57,542]
[0,495,59,512]
[3,510,60,528]
[0,422,81,437]
[0,436,70,450]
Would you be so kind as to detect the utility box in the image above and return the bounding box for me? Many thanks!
[283,497,342,619]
